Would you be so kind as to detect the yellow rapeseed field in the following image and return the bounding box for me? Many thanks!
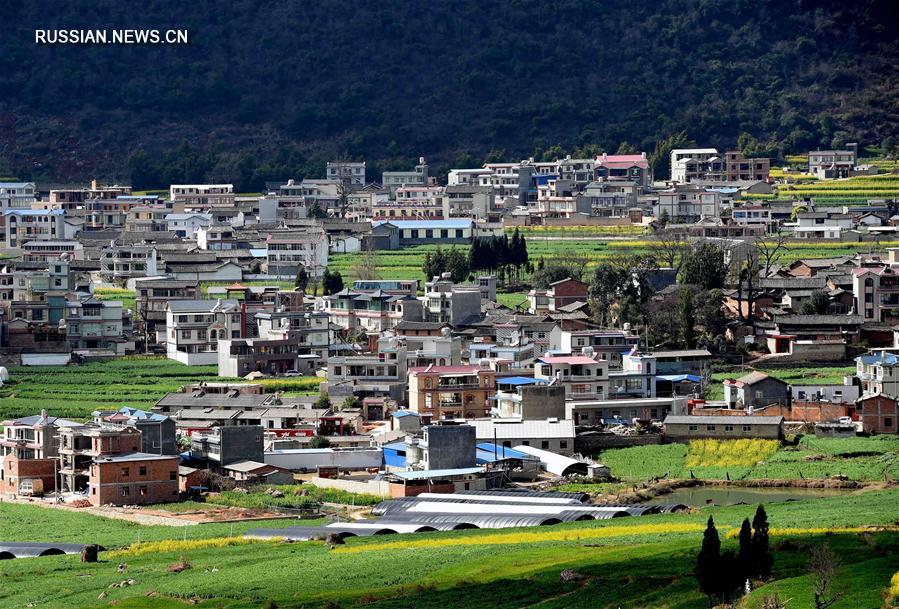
[890,571,899,602]
[335,522,704,554]
[724,525,899,539]
[108,536,277,558]
[685,439,779,468]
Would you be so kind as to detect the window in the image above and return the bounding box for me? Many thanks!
[560,441,568,449]
[521,440,530,446]
[139,486,148,496]
[742,425,752,432]
[885,417,894,428]
[541,440,549,449]
[121,487,130,497]
[170,470,177,481]
[139,466,147,476]
[121,467,129,476]
[706,425,716,431]
[688,424,698,431]
[724,425,734,432]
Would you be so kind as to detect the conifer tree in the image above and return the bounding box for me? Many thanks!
[752,505,773,579]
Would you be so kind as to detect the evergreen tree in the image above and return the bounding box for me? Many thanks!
[681,242,727,290]
[679,287,696,349]
[738,518,753,584]
[322,269,344,295]
[294,266,309,291]
[445,247,470,283]
[695,516,722,606]
[752,505,773,579]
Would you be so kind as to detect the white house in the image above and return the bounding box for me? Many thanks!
[165,299,241,365]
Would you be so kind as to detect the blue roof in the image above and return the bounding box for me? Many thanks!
[393,410,420,418]
[373,219,473,230]
[656,374,702,383]
[382,441,408,452]
[496,376,546,387]
[3,209,63,216]
[857,352,899,366]
[475,443,529,461]
[118,406,168,421]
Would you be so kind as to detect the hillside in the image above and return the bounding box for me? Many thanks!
[1,0,898,188]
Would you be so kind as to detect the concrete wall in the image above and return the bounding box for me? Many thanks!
[519,385,567,420]
[423,425,476,470]
[221,425,264,465]
[309,475,391,497]
[264,448,383,471]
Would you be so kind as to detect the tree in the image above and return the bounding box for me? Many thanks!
[733,247,762,323]
[695,516,722,606]
[801,289,831,315]
[533,264,580,289]
[679,287,696,349]
[737,518,753,585]
[445,247,470,283]
[294,267,309,291]
[616,141,638,154]
[650,131,695,180]
[351,241,381,281]
[321,269,344,295]
[653,229,689,273]
[696,288,726,340]
[341,396,360,410]
[308,435,331,448]
[810,543,843,609]
[589,263,627,327]
[308,201,328,219]
[751,505,773,580]
[756,232,790,277]
[680,242,727,290]
[315,393,331,409]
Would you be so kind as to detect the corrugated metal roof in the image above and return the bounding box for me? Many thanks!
[663,415,784,425]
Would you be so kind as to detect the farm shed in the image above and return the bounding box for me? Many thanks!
[663,415,784,441]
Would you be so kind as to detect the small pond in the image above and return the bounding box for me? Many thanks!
[646,486,855,507]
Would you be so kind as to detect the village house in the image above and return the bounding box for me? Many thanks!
[88,453,180,506]
[165,299,242,365]
[534,354,609,400]
[723,371,789,409]
[408,361,505,420]
[663,415,784,441]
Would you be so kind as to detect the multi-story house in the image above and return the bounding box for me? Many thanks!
[57,424,142,493]
[125,204,170,233]
[325,336,408,402]
[557,156,595,187]
[855,351,899,398]
[422,275,483,325]
[255,310,330,364]
[134,278,202,340]
[534,354,609,400]
[21,240,84,263]
[670,148,721,183]
[372,186,444,220]
[594,153,652,187]
[527,278,588,314]
[88,453,180,506]
[165,299,241,365]
[382,158,429,196]
[326,161,366,186]
[0,182,36,209]
[731,205,774,227]
[218,338,317,377]
[656,186,721,221]
[408,360,504,420]
[65,299,134,354]
[808,146,857,179]
[392,322,462,368]
[325,288,422,332]
[95,407,178,456]
[579,181,638,217]
[492,379,566,420]
[265,228,329,279]
[437,185,497,221]
[853,265,899,324]
[169,184,234,208]
[164,212,213,238]
[723,151,770,182]
[2,209,66,248]
[791,212,853,240]
[100,245,159,281]
[0,411,81,460]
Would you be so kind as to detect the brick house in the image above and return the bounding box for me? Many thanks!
[856,394,898,434]
[1,455,56,496]
[548,278,588,311]
[88,453,179,506]
[408,363,502,420]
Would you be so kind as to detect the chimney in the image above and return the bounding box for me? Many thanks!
[91,179,98,190]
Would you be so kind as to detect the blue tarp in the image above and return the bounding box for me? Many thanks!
[495,376,546,387]
[655,374,702,383]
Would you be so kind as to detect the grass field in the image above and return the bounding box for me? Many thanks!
[0,357,324,422]
[212,484,382,509]
[590,436,899,482]
[1,490,897,608]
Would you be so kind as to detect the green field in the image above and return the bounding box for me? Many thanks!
[0,357,323,422]
[212,484,382,509]
[1,490,897,608]
[585,436,899,483]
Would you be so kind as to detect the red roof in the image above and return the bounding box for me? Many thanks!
[537,356,599,365]
[409,365,481,374]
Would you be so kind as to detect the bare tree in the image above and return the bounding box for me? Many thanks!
[760,591,789,609]
[810,544,844,609]
[756,232,790,277]
[653,228,689,274]
[351,240,381,281]
[730,242,761,323]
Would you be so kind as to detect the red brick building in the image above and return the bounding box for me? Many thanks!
[857,394,898,434]
[548,278,588,310]
[88,453,179,506]
[1,456,56,496]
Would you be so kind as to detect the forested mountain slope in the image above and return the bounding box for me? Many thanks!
[1,0,897,188]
